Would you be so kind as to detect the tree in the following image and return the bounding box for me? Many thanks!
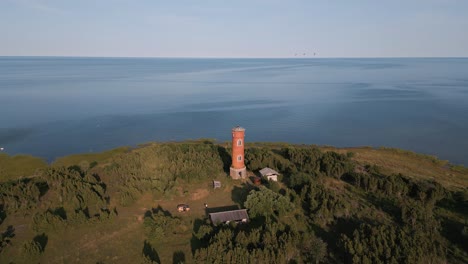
[19,240,42,263]
[244,186,294,220]
[301,233,327,263]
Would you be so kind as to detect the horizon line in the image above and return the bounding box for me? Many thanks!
[1,55,468,60]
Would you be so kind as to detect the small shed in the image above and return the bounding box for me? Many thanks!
[213,180,221,189]
[209,209,249,225]
[259,167,279,182]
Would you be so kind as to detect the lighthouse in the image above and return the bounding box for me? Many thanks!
[230,126,247,179]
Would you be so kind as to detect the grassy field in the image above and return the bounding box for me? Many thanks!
[0,153,47,181]
[52,146,130,167]
[319,146,468,190]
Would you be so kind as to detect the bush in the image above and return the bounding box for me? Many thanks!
[19,240,42,263]
[32,211,65,232]
[144,210,182,244]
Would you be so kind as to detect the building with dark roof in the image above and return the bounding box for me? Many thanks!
[209,209,249,225]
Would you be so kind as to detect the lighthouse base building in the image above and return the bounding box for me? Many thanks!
[230,126,247,180]
[230,167,247,180]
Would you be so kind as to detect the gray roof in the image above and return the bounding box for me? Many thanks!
[232,126,245,131]
[259,167,279,176]
[209,209,249,225]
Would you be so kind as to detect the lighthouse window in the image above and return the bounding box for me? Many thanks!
[237,155,242,161]
[237,139,242,146]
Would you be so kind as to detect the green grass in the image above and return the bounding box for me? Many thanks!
[319,146,468,190]
[0,153,47,181]
[52,147,130,168]
[0,212,146,263]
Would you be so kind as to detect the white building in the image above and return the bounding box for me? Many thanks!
[259,167,279,182]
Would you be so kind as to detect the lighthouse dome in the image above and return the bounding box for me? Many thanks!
[232,126,245,131]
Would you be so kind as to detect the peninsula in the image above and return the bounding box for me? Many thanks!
[0,136,467,263]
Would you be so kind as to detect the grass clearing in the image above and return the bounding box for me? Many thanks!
[319,146,468,190]
[52,147,130,168]
[0,153,47,181]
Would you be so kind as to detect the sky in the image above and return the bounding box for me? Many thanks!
[1,0,468,58]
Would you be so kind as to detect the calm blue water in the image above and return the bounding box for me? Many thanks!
[1,57,467,165]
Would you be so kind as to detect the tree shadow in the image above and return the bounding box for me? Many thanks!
[52,207,67,220]
[143,240,160,263]
[1,225,15,240]
[440,216,466,252]
[92,173,107,191]
[68,165,84,177]
[144,210,153,218]
[0,205,5,226]
[438,195,467,216]
[83,207,91,218]
[33,233,48,252]
[152,205,173,217]
[89,172,101,181]
[173,251,185,264]
[0,226,14,252]
[231,184,253,207]
[365,194,401,221]
[248,215,267,230]
[35,181,49,198]
[190,218,211,254]
[217,146,231,174]
[190,233,201,255]
[192,218,206,234]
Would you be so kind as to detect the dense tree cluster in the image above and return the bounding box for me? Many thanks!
[244,146,466,263]
[246,146,355,180]
[341,223,445,264]
[244,186,294,220]
[143,209,184,244]
[0,179,42,214]
[193,220,327,263]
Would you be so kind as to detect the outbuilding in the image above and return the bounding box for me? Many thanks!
[259,167,279,182]
[209,209,249,225]
[213,180,221,189]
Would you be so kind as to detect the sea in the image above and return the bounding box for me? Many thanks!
[0,57,467,165]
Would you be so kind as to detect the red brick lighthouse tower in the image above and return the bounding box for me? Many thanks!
[230,126,247,179]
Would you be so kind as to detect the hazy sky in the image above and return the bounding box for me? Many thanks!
[1,0,468,57]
